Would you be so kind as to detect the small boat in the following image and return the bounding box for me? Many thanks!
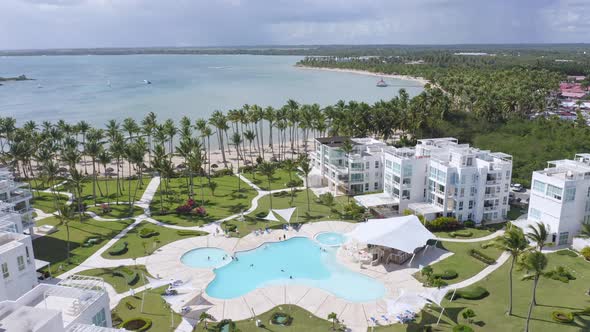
[143,80,152,85]
[376,79,388,87]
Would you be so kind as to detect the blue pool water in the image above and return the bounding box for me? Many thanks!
[181,248,229,269]
[202,237,385,302]
[315,232,347,247]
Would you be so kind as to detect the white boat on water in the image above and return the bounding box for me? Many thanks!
[143,80,152,85]
[376,79,388,87]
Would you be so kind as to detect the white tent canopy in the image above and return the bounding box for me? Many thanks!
[263,211,280,222]
[273,207,296,223]
[346,215,435,254]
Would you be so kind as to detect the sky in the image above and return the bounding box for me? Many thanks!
[0,0,589,50]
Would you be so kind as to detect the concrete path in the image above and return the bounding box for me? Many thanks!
[441,251,511,290]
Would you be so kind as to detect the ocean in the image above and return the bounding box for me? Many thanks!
[0,55,423,126]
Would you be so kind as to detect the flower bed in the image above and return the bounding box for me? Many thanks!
[108,242,128,256]
[120,317,152,331]
[552,311,574,323]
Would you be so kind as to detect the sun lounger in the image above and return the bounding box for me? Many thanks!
[370,317,378,325]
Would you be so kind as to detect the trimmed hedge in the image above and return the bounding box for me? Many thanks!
[446,286,489,300]
[120,317,152,331]
[138,228,159,238]
[224,223,237,232]
[452,325,474,332]
[176,230,204,236]
[426,217,461,231]
[469,249,496,265]
[555,249,578,257]
[434,269,458,280]
[552,311,574,323]
[463,220,476,228]
[449,230,473,238]
[112,267,139,286]
[108,242,128,256]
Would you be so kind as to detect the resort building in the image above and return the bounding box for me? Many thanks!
[0,275,118,332]
[0,225,38,301]
[0,168,34,234]
[310,137,386,195]
[355,138,513,224]
[517,154,590,246]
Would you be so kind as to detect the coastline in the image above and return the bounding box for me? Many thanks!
[296,65,429,86]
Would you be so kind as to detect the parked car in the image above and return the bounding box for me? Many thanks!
[511,183,524,192]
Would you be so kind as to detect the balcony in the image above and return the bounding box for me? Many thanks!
[484,193,497,199]
[486,180,498,185]
[3,190,32,204]
[484,205,497,211]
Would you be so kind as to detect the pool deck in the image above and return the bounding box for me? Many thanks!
[144,221,451,332]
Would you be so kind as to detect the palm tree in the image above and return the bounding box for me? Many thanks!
[76,120,90,174]
[208,181,218,197]
[327,312,338,331]
[282,159,297,182]
[231,132,242,191]
[340,138,354,201]
[198,312,213,330]
[85,138,102,206]
[57,204,73,264]
[98,150,112,208]
[244,130,256,167]
[526,222,549,251]
[109,135,126,205]
[258,162,275,208]
[299,157,312,211]
[489,225,528,315]
[209,111,228,166]
[263,106,275,157]
[141,112,157,169]
[68,168,85,222]
[520,251,548,332]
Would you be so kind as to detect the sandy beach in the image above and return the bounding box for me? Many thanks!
[296,65,430,86]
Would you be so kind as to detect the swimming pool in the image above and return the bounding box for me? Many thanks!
[200,237,385,302]
[180,247,230,269]
[315,232,347,247]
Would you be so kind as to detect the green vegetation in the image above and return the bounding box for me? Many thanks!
[377,252,590,331]
[193,305,334,331]
[102,221,206,259]
[229,189,350,237]
[31,191,69,213]
[150,175,256,227]
[112,286,180,332]
[241,167,301,191]
[56,177,149,206]
[79,265,151,293]
[86,204,144,219]
[33,216,134,274]
[415,241,503,284]
[434,223,504,239]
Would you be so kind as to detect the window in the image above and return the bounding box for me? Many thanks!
[460,188,465,197]
[458,201,464,211]
[92,309,107,327]
[503,196,507,204]
[468,200,474,209]
[375,160,379,169]
[403,178,411,185]
[351,173,364,182]
[374,182,379,190]
[385,159,392,168]
[402,165,412,177]
[366,162,370,169]
[364,183,369,191]
[392,162,401,174]
[529,208,542,220]
[505,184,509,192]
[532,180,546,193]
[17,256,25,271]
[1,263,8,279]
[564,187,576,202]
[466,157,473,166]
[470,187,476,196]
[393,175,400,184]
[25,247,31,263]
[558,232,569,245]
[402,190,410,199]
[506,171,511,179]
[546,184,563,200]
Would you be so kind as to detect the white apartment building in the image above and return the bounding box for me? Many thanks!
[517,154,590,246]
[310,137,386,195]
[0,275,119,332]
[0,225,38,301]
[0,168,34,234]
[356,138,513,224]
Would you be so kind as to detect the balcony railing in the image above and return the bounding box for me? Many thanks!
[484,205,497,211]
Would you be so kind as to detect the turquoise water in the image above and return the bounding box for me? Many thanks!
[315,232,347,246]
[181,247,229,269]
[0,55,423,126]
[203,237,385,302]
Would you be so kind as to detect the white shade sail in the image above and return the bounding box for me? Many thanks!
[263,210,280,222]
[272,207,296,223]
[346,215,435,254]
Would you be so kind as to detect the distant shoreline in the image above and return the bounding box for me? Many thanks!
[295,65,429,86]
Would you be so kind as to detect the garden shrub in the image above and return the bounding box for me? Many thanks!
[112,267,139,285]
[544,266,576,283]
[108,242,128,256]
[214,169,233,177]
[581,246,590,261]
[319,192,335,206]
[450,230,473,238]
[577,307,590,316]
[555,249,578,257]
[552,311,574,323]
[176,230,204,236]
[271,312,293,326]
[426,217,461,231]
[463,220,476,228]
[435,269,458,280]
[120,317,152,331]
[452,324,474,332]
[138,228,159,238]
[446,286,489,300]
[224,223,237,232]
[469,249,496,264]
[213,319,238,332]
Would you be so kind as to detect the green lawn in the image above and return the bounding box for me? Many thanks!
[33,216,134,275]
[27,178,65,191]
[149,175,257,227]
[56,177,149,206]
[31,191,69,213]
[102,221,207,260]
[414,241,503,284]
[377,253,590,332]
[508,204,528,220]
[79,265,152,293]
[434,223,505,239]
[193,304,336,331]
[86,203,144,219]
[241,167,302,191]
[229,189,350,237]
[111,286,181,332]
